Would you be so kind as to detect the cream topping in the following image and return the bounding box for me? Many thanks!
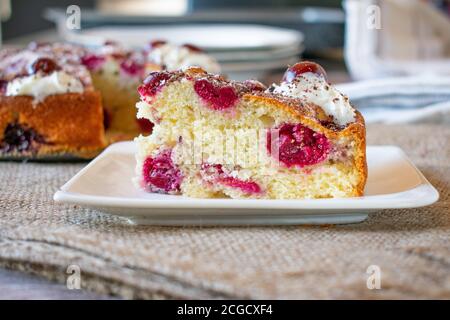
[271,72,356,126]
[147,44,220,73]
[6,71,84,102]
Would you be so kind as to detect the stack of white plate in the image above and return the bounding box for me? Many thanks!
[66,24,304,81]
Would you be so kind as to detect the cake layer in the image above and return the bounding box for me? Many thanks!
[0,92,106,158]
[134,64,367,199]
[91,71,144,139]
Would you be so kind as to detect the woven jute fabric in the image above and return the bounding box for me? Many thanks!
[0,124,449,299]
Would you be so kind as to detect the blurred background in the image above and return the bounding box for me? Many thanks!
[1,0,450,124]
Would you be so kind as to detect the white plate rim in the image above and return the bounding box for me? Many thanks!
[67,24,304,51]
[53,143,439,211]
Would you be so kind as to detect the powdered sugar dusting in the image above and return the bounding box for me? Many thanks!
[271,72,356,126]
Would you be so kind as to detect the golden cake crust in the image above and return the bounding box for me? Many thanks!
[0,91,106,158]
[243,94,367,196]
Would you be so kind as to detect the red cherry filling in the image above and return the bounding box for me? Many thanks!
[28,57,60,75]
[136,118,154,133]
[282,61,327,83]
[201,164,262,195]
[146,40,167,51]
[0,80,8,95]
[267,123,330,168]
[182,44,203,53]
[120,59,144,77]
[81,54,106,71]
[142,149,182,194]
[103,107,112,130]
[138,71,172,98]
[103,40,118,46]
[243,79,267,92]
[220,177,262,194]
[194,79,239,111]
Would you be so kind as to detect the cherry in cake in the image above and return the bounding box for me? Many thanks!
[267,123,330,168]
[136,118,154,134]
[200,163,262,195]
[81,54,106,71]
[282,61,327,83]
[142,149,182,193]
[138,71,173,99]
[193,79,239,111]
[0,122,45,153]
[28,57,61,75]
[134,61,367,199]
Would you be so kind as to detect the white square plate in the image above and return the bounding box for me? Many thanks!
[54,142,439,226]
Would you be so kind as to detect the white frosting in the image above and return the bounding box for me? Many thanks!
[148,44,220,73]
[98,43,128,57]
[6,71,84,102]
[271,72,356,126]
[100,58,120,75]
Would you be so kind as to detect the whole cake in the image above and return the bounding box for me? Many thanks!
[0,42,105,159]
[0,40,220,159]
[134,61,367,199]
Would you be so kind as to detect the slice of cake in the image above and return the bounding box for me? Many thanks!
[134,62,367,199]
[134,61,367,199]
[0,42,106,159]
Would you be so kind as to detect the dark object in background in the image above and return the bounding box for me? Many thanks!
[190,0,342,9]
[1,0,95,40]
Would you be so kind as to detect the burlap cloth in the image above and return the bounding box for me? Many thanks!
[0,124,449,299]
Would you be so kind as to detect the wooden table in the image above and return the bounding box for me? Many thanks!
[0,268,114,299]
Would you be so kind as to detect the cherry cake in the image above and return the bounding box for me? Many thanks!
[134,62,367,199]
[0,42,105,159]
[0,40,219,159]
[82,40,220,141]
